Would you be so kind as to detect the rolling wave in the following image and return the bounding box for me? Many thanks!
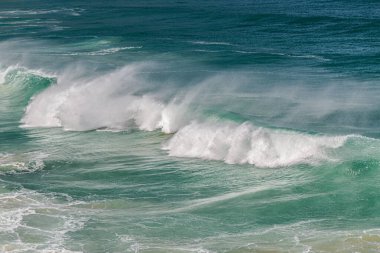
[15,63,357,168]
[164,121,348,168]
[20,64,188,132]
[0,66,56,116]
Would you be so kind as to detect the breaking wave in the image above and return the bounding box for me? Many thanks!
[164,121,348,167]
[20,64,188,132]
[16,63,353,167]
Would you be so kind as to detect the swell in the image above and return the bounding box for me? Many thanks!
[20,63,190,133]
[0,66,56,134]
[0,66,56,108]
[15,63,364,168]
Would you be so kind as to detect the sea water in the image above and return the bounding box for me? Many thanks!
[1,1,380,252]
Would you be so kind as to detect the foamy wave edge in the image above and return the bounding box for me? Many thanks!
[18,64,358,168]
[168,121,359,167]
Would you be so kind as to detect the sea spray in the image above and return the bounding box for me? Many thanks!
[20,63,350,167]
[1,0,380,251]
[164,121,348,167]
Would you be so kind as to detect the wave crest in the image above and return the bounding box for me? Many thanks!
[21,64,189,133]
[19,63,351,167]
[164,121,347,167]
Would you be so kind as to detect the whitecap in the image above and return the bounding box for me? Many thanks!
[163,121,348,168]
[20,63,352,168]
[189,41,232,46]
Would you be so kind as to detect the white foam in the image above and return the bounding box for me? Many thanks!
[190,41,232,46]
[164,121,348,168]
[58,46,142,56]
[0,65,18,84]
[0,189,85,252]
[85,46,142,56]
[0,69,6,84]
[20,63,350,167]
[21,64,189,133]
[0,65,55,86]
[0,8,84,16]
[170,184,276,212]
[0,152,46,174]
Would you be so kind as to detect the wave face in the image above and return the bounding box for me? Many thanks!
[1,0,380,252]
[1,66,55,102]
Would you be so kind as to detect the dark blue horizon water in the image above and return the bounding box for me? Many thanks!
[1,0,380,77]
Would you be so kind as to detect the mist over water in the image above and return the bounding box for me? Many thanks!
[1,1,380,252]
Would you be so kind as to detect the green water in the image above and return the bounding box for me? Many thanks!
[1,1,380,252]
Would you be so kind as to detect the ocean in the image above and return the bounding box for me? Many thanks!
[1,0,380,252]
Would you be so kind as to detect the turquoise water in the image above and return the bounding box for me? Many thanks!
[1,1,380,252]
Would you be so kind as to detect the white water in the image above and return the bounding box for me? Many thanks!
[0,152,46,174]
[19,64,351,167]
[0,8,84,16]
[21,64,188,132]
[164,121,347,167]
[0,189,85,253]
